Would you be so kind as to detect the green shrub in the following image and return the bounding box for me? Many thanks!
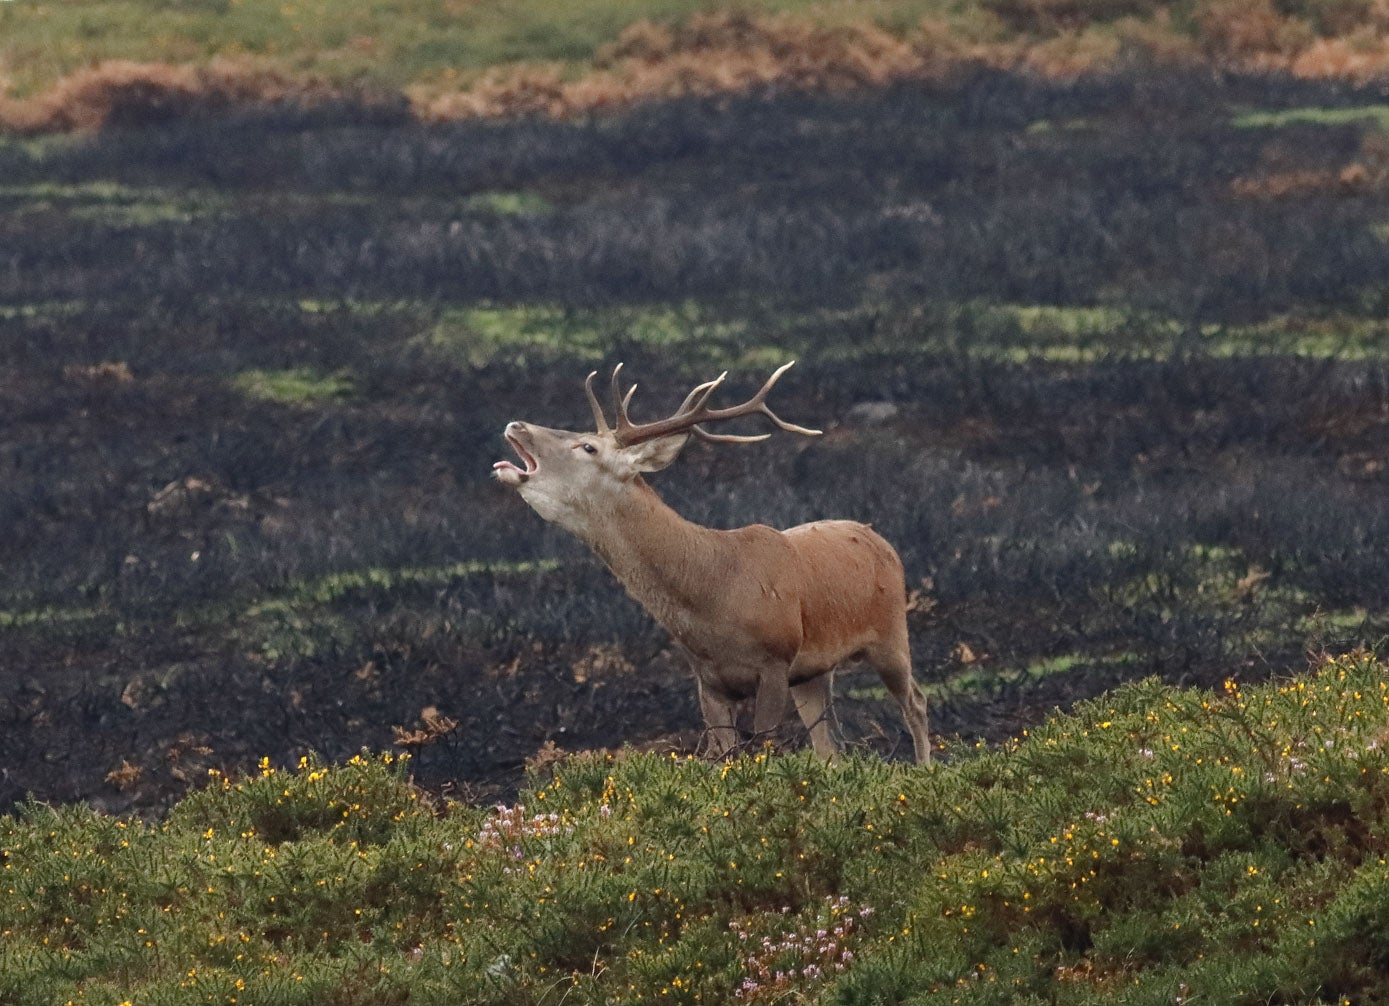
[6,655,1389,1003]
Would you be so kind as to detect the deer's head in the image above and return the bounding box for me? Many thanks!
[494,363,821,537]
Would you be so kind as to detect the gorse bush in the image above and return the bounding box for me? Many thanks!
[5,652,1389,1004]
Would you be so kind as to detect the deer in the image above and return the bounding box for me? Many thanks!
[493,363,931,764]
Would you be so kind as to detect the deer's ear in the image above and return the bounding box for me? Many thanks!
[623,434,690,473]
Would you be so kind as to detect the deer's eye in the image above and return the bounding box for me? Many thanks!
[580,443,597,454]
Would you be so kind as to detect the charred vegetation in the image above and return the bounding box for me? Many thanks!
[4,67,1389,813]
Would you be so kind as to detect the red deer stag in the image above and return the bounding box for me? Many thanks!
[493,363,931,763]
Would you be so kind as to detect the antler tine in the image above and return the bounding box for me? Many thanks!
[608,360,823,447]
[609,362,639,430]
[738,361,823,437]
[690,426,771,444]
[674,372,726,415]
[584,371,611,434]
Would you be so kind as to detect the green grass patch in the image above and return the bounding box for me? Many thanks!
[868,301,1389,362]
[7,653,1389,1003]
[1217,313,1389,359]
[1233,104,1389,132]
[1297,606,1382,636]
[1024,116,1102,134]
[293,296,426,315]
[1104,542,1312,622]
[233,558,561,659]
[0,604,107,631]
[1021,649,1139,678]
[957,301,1159,361]
[460,189,555,216]
[0,181,227,226]
[427,301,787,368]
[426,298,1389,370]
[231,366,355,405]
[239,558,563,644]
[848,651,1140,704]
[254,559,561,610]
[0,559,561,660]
[437,297,1389,366]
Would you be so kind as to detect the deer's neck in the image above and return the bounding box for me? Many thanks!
[581,479,724,627]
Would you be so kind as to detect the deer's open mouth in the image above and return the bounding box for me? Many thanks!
[493,432,538,485]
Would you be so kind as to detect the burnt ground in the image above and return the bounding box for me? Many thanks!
[6,68,1389,815]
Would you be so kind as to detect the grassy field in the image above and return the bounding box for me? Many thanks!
[10,0,1389,124]
[6,653,1389,1004]
[0,0,969,94]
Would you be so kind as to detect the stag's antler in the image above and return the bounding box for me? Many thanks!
[583,371,611,435]
[585,363,822,446]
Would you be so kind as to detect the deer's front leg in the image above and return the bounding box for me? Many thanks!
[696,679,738,759]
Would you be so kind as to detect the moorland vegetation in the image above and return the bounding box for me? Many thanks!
[5,654,1389,1003]
[7,2,1389,998]
[11,0,1389,126]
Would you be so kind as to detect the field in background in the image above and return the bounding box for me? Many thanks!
[4,61,1389,814]
[11,1,1389,126]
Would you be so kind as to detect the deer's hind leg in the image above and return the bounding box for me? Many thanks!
[865,636,931,765]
